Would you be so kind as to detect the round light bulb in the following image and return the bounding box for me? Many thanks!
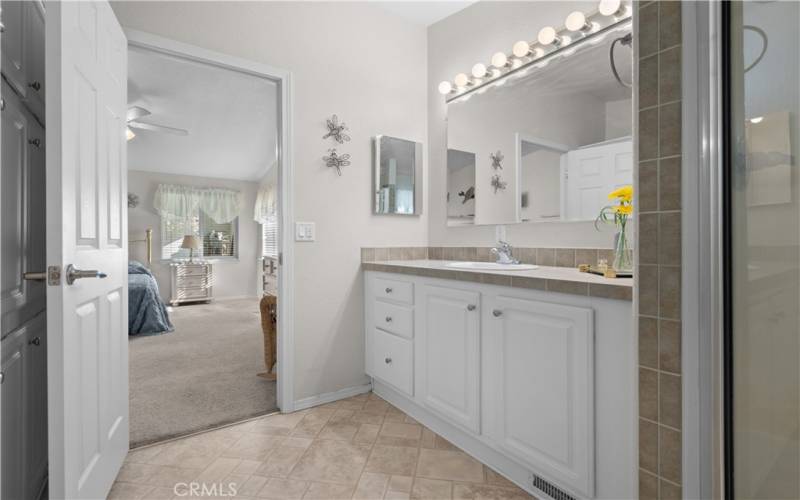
[471,63,487,78]
[512,40,532,58]
[598,0,622,16]
[537,26,560,45]
[454,73,470,87]
[438,81,453,95]
[565,11,588,32]
[491,52,508,68]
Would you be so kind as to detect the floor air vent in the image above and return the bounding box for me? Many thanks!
[530,473,576,500]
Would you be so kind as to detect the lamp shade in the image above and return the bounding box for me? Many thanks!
[181,235,200,250]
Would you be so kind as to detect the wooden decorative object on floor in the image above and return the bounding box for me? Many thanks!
[258,294,278,380]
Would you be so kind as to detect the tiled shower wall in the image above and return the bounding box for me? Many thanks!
[637,1,683,499]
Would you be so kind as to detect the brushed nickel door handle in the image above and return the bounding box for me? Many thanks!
[66,264,108,285]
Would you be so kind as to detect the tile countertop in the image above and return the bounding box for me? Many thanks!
[362,259,632,301]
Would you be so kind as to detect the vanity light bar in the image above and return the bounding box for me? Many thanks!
[438,1,632,101]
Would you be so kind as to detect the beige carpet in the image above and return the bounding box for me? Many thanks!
[129,297,277,448]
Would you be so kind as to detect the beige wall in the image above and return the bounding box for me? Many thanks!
[128,170,261,300]
[112,1,429,402]
[427,0,619,248]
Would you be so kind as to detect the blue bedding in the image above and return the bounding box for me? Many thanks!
[128,261,174,336]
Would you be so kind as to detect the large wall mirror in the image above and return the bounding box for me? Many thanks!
[446,24,633,226]
[374,135,423,215]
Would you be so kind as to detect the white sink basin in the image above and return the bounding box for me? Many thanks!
[446,261,539,271]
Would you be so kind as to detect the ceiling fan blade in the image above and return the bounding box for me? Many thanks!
[128,121,189,136]
[126,106,151,122]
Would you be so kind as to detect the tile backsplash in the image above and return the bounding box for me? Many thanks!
[361,247,614,268]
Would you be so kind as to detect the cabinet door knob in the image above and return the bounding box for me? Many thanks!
[467,304,476,311]
[28,138,41,148]
[29,337,41,346]
[28,81,41,91]
[492,309,503,317]
[384,357,392,364]
[385,316,392,323]
[385,287,393,293]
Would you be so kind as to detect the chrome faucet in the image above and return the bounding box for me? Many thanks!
[491,241,519,264]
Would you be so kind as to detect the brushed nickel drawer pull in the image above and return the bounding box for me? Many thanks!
[467,304,476,311]
[385,316,393,323]
[492,309,503,317]
[385,287,393,293]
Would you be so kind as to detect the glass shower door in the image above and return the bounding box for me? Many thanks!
[725,1,800,498]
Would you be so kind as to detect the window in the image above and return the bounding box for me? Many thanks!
[161,211,239,260]
[262,214,278,257]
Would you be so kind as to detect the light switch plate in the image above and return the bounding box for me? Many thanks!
[295,222,315,242]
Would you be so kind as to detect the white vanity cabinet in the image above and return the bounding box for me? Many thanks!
[417,284,481,434]
[364,269,635,500]
[482,294,594,497]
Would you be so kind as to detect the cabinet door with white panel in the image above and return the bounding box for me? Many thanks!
[484,294,595,498]
[416,284,481,433]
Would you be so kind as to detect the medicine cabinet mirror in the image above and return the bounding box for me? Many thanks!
[373,135,423,215]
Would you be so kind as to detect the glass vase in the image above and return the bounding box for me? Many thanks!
[613,228,633,273]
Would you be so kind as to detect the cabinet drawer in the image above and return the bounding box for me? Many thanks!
[373,277,413,304]
[175,287,210,300]
[177,276,208,289]
[372,328,413,396]
[175,265,209,277]
[374,300,413,339]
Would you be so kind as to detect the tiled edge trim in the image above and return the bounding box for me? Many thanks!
[637,1,683,498]
[361,247,615,268]
[362,262,632,301]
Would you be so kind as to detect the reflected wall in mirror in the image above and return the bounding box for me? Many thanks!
[373,135,423,215]
[446,25,634,226]
[447,149,476,225]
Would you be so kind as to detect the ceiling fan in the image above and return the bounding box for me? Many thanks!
[126,106,189,141]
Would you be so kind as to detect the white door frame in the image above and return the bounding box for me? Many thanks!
[682,2,724,499]
[123,29,296,412]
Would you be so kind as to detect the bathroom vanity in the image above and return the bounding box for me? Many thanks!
[363,260,635,500]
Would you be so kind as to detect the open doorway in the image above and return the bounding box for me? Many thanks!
[124,39,283,447]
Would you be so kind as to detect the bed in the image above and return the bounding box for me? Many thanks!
[128,230,173,336]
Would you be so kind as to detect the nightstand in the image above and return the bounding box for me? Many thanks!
[169,262,213,306]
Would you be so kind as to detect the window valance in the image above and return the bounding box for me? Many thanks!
[154,184,241,224]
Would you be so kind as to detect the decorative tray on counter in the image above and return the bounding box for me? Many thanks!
[578,264,632,279]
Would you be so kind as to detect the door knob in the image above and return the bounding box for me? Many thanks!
[492,309,503,317]
[29,337,41,346]
[385,316,393,323]
[385,357,392,364]
[23,271,47,281]
[66,264,107,285]
[28,138,41,148]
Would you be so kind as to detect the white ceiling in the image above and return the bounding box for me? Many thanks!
[375,1,477,26]
[127,46,278,182]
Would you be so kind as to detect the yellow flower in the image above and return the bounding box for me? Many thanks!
[608,185,633,202]
[613,204,633,215]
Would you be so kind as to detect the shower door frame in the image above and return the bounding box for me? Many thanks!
[682,2,726,499]
[123,29,297,413]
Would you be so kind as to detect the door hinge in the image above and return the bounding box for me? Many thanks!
[278,252,283,266]
[48,266,61,286]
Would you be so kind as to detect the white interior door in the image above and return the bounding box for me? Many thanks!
[45,2,129,498]
[564,140,633,220]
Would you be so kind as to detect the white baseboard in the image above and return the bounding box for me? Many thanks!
[292,382,373,411]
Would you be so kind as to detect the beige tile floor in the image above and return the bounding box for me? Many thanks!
[110,392,535,500]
